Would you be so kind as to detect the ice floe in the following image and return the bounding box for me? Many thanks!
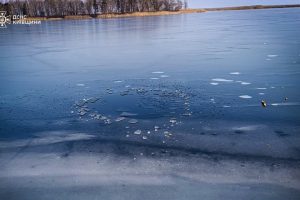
[239,95,252,99]
[142,136,148,140]
[271,102,300,107]
[232,125,262,132]
[134,130,142,135]
[115,117,126,122]
[169,118,177,124]
[240,82,251,85]
[120,112,138,117]
[210,82,219,86]
[223,105,231,108]
[267,54,278,58]
[128,119,138,124]
[152,71,164,74]
[230,72,240,75]
[211,78,233,82]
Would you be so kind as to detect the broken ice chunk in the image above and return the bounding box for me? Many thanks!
[121,112,138,117]
[152,71,164,74]
[115,117,125,122]
[267,54,278,58]
[134,130,142,135]
[212,78,233,82]
[128,119,138,124]
[239,95,252,99]
[240,82,251,85]
[142,136,148,140]
[169,118,177,124]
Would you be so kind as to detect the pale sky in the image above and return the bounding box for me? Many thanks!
[188,0,300,8]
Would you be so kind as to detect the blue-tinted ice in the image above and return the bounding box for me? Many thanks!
[0,8,300,200]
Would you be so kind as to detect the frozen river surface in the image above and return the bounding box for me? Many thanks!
[0,8,300,200]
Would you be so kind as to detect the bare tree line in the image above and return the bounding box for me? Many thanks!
[0,0,188,17]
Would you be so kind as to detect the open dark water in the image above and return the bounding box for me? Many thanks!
[0,8,300,200]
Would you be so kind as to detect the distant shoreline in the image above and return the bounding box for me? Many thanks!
[26,4,300,21]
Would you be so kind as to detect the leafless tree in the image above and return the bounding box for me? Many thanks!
[1,0,184,17]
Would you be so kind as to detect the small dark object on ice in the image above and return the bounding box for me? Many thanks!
[261,100,267,107]
[284,97,288,101]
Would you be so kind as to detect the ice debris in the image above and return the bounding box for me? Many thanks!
[134,130,142,135]
[212,78,233,82]
[128,119,138,124]
[239,95,252,99]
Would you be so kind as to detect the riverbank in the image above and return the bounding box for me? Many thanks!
[25,4,300,21]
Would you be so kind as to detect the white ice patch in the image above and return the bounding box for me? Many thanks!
[271,102,300,107]
[115,117,126,122]
[210,82,219,86]
[114,80,123,83]
[134,130,142,135]
[267,54,278,58]
[128,119,138,124]
[259,93,265,95]
[142,136,148,140]
[240,82,251,85]
[223,105,231,108]
[211,78,233,82]
[76,83,85,87]
[230,72,240,75]
[239,95,252,99]
[232,125,262,132]
[256,88,267,90]
[152,71,164,74]
[120,112,138,117]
